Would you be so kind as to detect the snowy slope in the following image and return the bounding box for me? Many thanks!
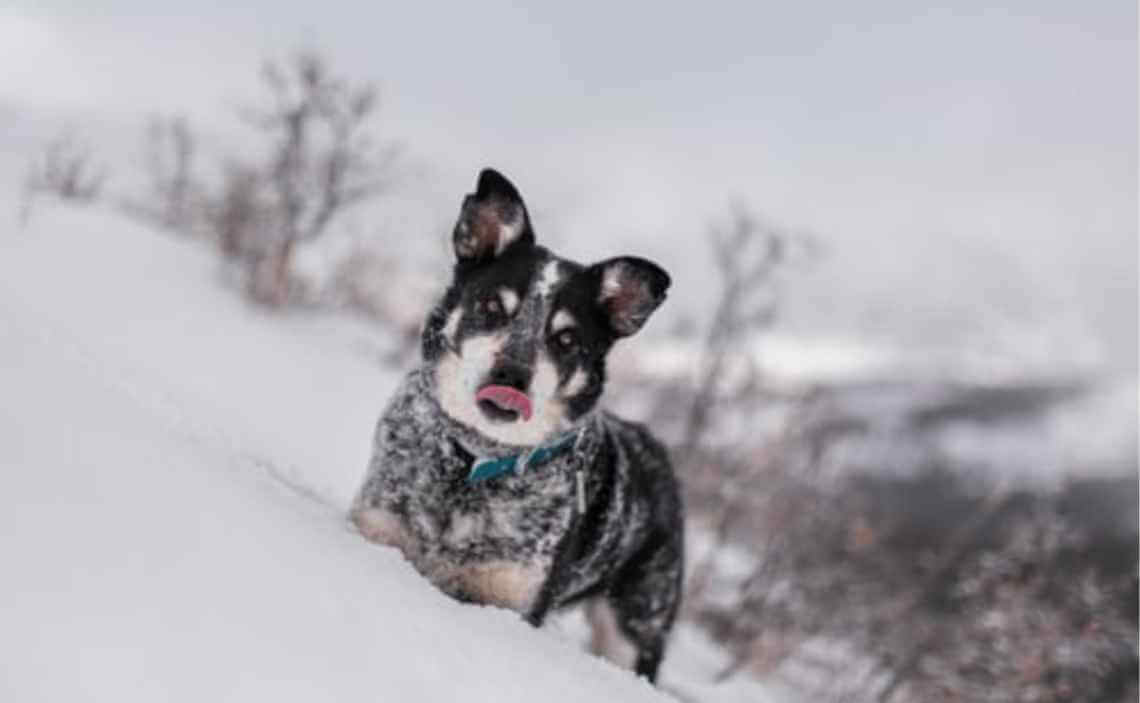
[0,202,662,702]
[0,201,783,702]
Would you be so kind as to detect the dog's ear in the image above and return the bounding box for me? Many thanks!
[452,169,534,263]
[588,257,671,337]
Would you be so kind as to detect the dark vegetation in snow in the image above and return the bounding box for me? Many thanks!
[668,362,1137,701]
[119,50,400,311]
[19,130,106,225]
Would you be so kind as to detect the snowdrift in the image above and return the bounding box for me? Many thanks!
[0,203,693,702]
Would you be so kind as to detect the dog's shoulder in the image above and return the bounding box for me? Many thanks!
[375,368,432,427]
[599,411,682,524]
[367,368,440,471]
[601,411,672,471]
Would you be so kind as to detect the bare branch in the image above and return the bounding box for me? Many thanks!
[214,48,398,306]
[19,131,107,225]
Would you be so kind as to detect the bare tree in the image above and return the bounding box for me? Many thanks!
[677,206,815,602]
[20,132,107,225]
[138,114,199,233]
[212,161,271,262]
[231,50,398,306]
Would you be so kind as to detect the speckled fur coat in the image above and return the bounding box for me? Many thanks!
[350,168,684,682]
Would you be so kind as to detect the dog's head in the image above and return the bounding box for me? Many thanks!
[422,168,670,446]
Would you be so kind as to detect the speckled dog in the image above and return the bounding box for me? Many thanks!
[351,169,683,682]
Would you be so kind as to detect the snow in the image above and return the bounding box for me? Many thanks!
[0,200,783,702]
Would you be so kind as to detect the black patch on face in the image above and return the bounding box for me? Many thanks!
[542,272,621,420]
[422,245,547,363]
[422,168,670,424]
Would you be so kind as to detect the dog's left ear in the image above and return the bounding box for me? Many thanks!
[452,168,534,264]
[589,257,671,337]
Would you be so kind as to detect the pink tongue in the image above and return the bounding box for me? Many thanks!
[476,385,533,421]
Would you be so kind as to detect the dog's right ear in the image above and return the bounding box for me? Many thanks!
[589,256,671,338]
[452,169,534,264]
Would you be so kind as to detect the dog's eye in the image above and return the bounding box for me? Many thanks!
[480,296,503,318]
[553,329,578,352]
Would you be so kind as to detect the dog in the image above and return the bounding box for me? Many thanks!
[350,168,684,682]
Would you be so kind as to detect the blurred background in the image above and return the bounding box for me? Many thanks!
[2,2,1136,701]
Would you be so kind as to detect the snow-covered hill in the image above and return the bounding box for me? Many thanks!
[0,201,784,702]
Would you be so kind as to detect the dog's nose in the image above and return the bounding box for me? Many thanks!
[486,361,531,391]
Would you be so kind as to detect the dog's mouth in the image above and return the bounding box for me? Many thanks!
[475,384,533,423]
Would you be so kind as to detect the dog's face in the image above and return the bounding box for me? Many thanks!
[422,169,670,446]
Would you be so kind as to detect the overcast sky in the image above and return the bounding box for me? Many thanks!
[1,1,1135,373]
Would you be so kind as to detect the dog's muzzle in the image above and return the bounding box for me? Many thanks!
[476,384,533,422]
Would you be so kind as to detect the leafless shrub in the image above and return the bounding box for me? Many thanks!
[652,205,1137,703]
[691,420,1137,702]
[211,161,273,263]
[218,49,398,306]
[130,114,201,234]
[675,206,815,602]
[20,132,107,225]
[112,49,400,317]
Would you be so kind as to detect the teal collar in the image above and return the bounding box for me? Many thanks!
[466,430,580,484]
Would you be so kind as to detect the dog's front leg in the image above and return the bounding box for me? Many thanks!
[350,500,414,554]
[524,521,585,626]
[350,458,418,556]
[524,591,552,627]
[524,562,573,626]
